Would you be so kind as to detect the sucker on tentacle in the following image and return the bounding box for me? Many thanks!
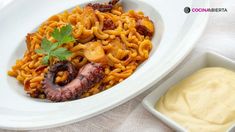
[42,61,104,102]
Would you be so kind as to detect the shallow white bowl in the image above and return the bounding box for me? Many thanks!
[142,51,235,132]
[0,0,209,130]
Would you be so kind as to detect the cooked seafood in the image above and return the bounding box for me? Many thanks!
[43,61,104,102]
[87,0,119,12]
[136,18,154,37]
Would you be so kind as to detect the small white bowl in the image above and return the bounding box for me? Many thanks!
[142,51,235,132]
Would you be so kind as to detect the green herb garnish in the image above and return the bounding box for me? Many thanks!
[35,24,75,65]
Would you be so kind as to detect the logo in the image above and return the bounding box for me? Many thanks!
[184,7,227,14]
[184,7,191,14]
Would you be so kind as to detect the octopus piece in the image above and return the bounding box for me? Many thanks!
[42,61,104,102]
[87,0,120,12]
[103,18,116,30]
[108,0,119,5]
[136,18,155,38]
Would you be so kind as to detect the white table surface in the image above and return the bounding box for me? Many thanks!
[1,0,235,131]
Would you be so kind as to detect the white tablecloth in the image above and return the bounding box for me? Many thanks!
[1,0,235,131]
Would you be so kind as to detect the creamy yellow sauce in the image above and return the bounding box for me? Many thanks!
[156,67,235,132]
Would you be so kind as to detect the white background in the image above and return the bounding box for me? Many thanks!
[1,0,235,131]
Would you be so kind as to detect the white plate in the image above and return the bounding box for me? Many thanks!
[0,0,209,130]
[142,51,235,132]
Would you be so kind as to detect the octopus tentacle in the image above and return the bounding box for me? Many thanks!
[42,61,104,102]
[87,0,120,12]
[47,61,78,86]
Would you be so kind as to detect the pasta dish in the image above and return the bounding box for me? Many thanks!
[8,0,154,102]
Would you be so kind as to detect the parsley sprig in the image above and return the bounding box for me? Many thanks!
[35,24,75,65]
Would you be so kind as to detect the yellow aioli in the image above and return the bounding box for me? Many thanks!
[156,67,235,132]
